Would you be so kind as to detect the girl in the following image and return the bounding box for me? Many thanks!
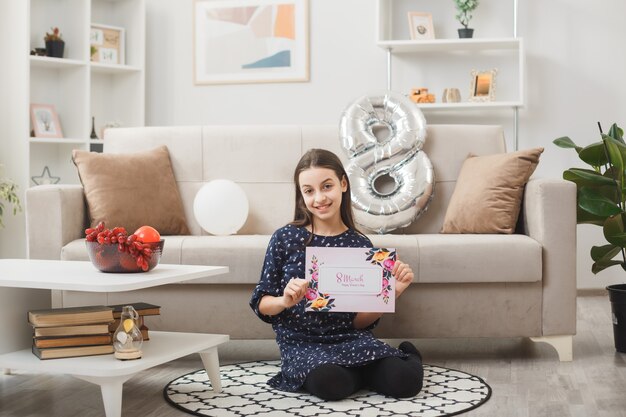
[250,148,423,401]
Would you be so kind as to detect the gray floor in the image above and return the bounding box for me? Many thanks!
[1,295,625,417]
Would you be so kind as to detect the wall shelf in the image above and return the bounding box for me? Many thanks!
[377,38,521,53]
[29,138,88,145]
[416,101,524,111]
[90,62,142,74]
[30,56,87,69]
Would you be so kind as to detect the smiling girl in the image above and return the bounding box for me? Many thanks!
[250,148,423,400]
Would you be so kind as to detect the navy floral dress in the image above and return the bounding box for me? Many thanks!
[250,224,405,392]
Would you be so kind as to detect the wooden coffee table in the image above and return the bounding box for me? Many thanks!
[0,259,230,417]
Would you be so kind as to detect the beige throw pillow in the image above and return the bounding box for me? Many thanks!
[73,146,190,235]
[441,147,544,234]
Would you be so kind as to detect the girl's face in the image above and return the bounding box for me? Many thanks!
[298,167,347,224]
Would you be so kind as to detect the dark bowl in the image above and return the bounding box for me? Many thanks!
[85,239,164,273]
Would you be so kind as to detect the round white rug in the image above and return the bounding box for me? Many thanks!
[164,360,491,417]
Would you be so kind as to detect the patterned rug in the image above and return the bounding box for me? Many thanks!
[164,360,491,417]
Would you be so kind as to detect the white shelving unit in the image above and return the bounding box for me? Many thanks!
[376,0,524,148]
[26,0,145,185]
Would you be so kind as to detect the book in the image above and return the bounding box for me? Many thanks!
[32,344,114,360]
[108,302,161,319]
[28,306,114,328]
[140,324,150,341]
[33,334,112,349]
[34,324,111,338]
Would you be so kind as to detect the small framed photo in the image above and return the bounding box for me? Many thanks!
[469,68,498,102]
[90,23,125,65]
[30,103,63,138]
[407,12,435,40]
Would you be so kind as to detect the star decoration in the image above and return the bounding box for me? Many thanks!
[31,166,60,186]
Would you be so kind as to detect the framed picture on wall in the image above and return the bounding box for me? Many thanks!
[30,103,63,138]
[194,0,309,85]
[469,68,498,102]
[407,12,435,40]
[90,23,125,65]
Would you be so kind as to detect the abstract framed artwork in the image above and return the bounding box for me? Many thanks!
[194,0,309,85]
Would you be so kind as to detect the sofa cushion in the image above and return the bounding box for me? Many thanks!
[72,146,190,235]
[441,147,544,234]
[62,233,540,285]
[415,234,542,283]
[179,235,271,284]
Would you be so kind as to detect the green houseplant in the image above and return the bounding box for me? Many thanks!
[452,0,479,38]
[0,175,21,229]
[554,122,626,352]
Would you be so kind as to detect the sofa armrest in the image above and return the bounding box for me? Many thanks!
[26,185,87,260]
[522,178,577,336]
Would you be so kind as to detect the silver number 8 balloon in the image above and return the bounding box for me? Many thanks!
[339,92,435,234]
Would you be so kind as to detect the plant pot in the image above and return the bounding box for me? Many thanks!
[458,28,474,39]
[45,40,65,58]
[607,284,626,352]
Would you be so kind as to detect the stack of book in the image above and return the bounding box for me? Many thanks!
[107,302,161,341]
[29,306,115,360]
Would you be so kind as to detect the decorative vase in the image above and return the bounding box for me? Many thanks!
[45,40,65,58]
[113,305,143,360]
[458,28,474,39]
[607,284,626,353]
[442,88,461,103]
[90,117,99,140]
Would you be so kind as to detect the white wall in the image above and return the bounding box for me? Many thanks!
[145,0,625,289]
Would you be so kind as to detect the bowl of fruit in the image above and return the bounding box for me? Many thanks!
[85,223,164,273]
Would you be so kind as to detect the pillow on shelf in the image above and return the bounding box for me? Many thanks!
[441,147,544,234]
[72,146,190,235]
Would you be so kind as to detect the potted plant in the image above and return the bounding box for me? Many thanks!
[44,27,65,58]
[0,172,21,229]
[554,122,626,353]
[453,0,479,38]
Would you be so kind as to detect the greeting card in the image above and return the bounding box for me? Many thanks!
[304,247,396,313]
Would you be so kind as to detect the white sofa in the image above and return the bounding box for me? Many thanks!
[26,124,577,360]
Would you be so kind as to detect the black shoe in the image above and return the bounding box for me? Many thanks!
[399,341,423,362]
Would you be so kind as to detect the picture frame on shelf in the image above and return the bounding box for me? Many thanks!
[407,12,435,40]
[194,0,309,85]
[30,104,63,139]
[90,23,125,65]
[469,68,498,102]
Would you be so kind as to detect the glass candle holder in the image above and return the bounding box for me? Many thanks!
[113,305,143,360]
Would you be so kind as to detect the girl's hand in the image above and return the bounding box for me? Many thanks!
[282,278,309,309]
[393,260,414,299]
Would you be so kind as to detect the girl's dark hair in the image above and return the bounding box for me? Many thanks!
[290,148,359,244]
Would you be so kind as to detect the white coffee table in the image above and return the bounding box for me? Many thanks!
[0,259,230,417]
